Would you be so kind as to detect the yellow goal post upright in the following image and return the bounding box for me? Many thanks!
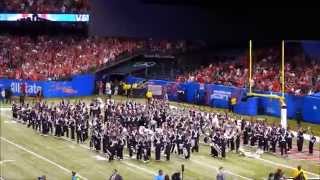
[247,40,287,129]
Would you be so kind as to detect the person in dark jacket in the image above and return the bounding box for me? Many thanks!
[109,169,123,180]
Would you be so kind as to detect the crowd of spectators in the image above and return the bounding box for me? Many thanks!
[0,35,191,81]
[0,35,142,80]
[0,0,90,13]
[176,47,320,95]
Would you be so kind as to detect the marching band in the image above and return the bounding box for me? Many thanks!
[11,98,317,163]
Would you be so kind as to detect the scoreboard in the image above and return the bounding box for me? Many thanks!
[0,13,89,22]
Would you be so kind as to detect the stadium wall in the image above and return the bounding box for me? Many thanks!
[125,76,320,124]
[0,74,95,98]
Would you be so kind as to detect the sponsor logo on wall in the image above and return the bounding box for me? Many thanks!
[10,82,42,95]
[211,90,231,100]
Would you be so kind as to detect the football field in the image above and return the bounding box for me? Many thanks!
[0,97,320,180]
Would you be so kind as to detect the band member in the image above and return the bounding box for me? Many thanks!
[109,137,117,161]
[270,133,277,153]
[76,123,83,143]
[263,131,269,152]
[285,130,294,152]
[142,139,149,162]
[117,138,125,160]
[229,132,235,152]
[48,115,53,134]
[136,139,143,161]
[220,136,226,158]
[41,115,49,135]
[128,134,135,158]
[279,133,287,156]
[70,119,75,140]
[297,129,305,152]
[243,126,249,145]
[154,136,162,161]
[183,137,191,159]
[211,133,220,158]
[309,134,316,154]
[63,118,69,138]
[164,140,172,161]
[177,133,183,155]
[191,129,199,153]
[235,130,241,153]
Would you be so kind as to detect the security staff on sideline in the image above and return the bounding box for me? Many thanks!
[292,165,307,180]
[229,96,237,112]
[146,89,153,104]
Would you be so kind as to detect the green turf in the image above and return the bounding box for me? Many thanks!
[1,100,320,180]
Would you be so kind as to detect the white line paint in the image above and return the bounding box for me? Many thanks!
[121,161,155,175]
[256,157,320,178]
[0,160,15,165]
[192,159,253,180]
[0,107,11,111]
[4,121,16,124]
[0,137,88,180]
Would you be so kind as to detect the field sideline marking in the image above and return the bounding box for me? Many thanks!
[0,137,88,180]
[191,159,253,180]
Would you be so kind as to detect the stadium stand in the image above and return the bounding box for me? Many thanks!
[0,35,193,80]
[176,48,320,95]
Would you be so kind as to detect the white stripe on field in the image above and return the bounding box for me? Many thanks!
[192,159,253,180]
[0,137,88,180]
[0,160,15,165]
[121,161,155,175]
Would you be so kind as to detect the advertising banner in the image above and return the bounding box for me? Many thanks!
[0,74,94,98]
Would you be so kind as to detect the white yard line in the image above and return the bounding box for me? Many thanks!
[0,137,88,180]
[121,161,155,175]
[0,160,15,165]
[192,159,253,180]
[256,157,320,178]
[0,107,11,111]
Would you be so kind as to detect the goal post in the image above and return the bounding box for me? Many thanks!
[247,40,287,129]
